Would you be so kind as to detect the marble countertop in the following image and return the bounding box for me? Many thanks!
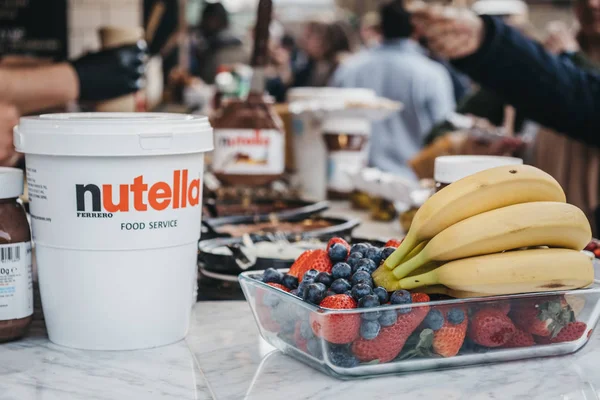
[3,300,600,400]
[3,204,600,399]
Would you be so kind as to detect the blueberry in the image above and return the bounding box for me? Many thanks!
[358,294,380,308]
[390,290,412,314]
[381,247,395,261]
[347,252,364,268]
[354,258,377,274]
[314,272,334,287]
[297,280,312,299]
[373,287,389,304]
[325,290,337,298]
[360,320,381,340]
[329,243,349,262]
[379,309,398,327]
[300,319,314,339]
[350,243,369,255]
[330,278,352,294]
[364,247,383,266]
[358,294,381,321]
[303,269,319,282]
[344,290,353,297]
[351,270,372,286]
[304,283,327,305]
[448,308,465,325]
[290,289,299,297]
[263,292,280,308]
[307,337,323,358]
[328,346,359,368]
[282,274,299,290]
[262,268,283,284]
[351,283,372,301]
[424,309,445,331]
[331,262,352,280]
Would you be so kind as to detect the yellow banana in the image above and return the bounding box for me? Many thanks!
[391,202,591,279]
[383,165,566,270]
[373,261,439,292]
[398,249,593,295]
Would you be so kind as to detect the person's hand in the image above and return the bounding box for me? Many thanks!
[411,3,485,59]
[544,21,579,54]
[0,103,20,166]
[70,41,147,101]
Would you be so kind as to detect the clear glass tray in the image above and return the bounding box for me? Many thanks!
[239,270,600,379]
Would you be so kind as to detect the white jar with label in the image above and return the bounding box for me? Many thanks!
[0,167,33,342]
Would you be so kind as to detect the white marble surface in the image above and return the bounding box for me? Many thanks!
[0,317,213,400]
[3,300,600,400]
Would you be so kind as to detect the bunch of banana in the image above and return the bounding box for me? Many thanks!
[372,165,594,295]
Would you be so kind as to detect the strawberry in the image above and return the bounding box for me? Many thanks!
[288,250,315,278]
[298,249,332,281]
[256,305,280,332]
[384,239,403,248]
[327,237,350,253]
[502,328,535,348]
[475,301,510,315]
[468,308,516,347]
[352,293,430,363]
[510,297,574,337]
[432,307,468,357]
[294,321,308,352]
[310,294,360,344]
[535,322,587,344]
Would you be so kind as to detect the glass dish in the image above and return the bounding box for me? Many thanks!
[239,270,600,380]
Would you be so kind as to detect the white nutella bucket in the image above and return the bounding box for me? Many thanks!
[14,113,213,350]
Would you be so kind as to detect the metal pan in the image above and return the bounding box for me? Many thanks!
[198,221,366,275]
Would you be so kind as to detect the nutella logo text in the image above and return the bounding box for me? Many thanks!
[218,129,270,147]
[76,170,200,218]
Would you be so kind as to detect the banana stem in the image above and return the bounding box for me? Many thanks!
[392,250,429,279]
[405,241,428,261]
[398,270,439,290]
[383,231,418,270]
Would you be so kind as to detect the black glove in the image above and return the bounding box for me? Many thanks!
[71,41,147,102]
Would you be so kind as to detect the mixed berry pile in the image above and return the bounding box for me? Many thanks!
[253,238,589,367]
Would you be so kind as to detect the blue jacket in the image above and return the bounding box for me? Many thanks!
[452,16,600,147]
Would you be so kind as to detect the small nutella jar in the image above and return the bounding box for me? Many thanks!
[0,168,32,342]
[434,156,524,192]
[211,94,285,186]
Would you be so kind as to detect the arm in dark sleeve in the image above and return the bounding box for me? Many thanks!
[452,16,600,146]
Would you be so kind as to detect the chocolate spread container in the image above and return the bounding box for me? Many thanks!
[211,0,285,186]
[0,167,32,342]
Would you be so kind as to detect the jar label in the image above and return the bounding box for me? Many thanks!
[212,129,284,175]
[0,242,33,320]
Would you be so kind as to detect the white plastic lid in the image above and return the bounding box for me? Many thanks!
[322,117,371,135]
[434,156,523,184]
[14,113,214,157]
[0,167,24,199]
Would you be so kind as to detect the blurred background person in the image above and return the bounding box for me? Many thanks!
[424,0,532,146]
[331,0,455,179]
[359,12,382,49]
[190,2,248,84]
[0,42,145,167]
[294,20,357,88]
